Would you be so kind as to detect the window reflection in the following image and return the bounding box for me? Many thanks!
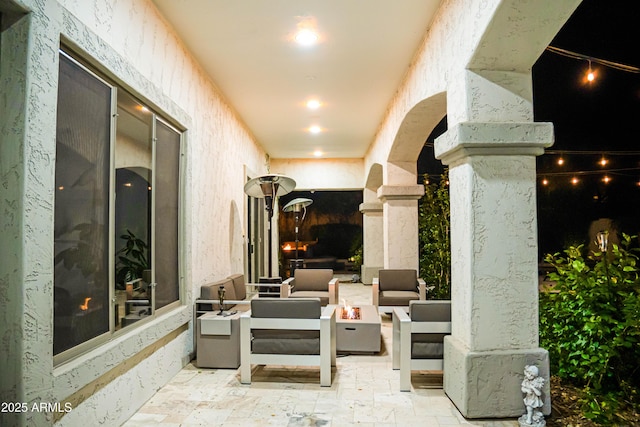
[115,91,153,329]
[54,54,111,354]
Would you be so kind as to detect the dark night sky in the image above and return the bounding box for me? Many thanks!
[533,0,640,254]
[420,0,640,255]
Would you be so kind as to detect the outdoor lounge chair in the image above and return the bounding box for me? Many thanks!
[392,300,451,391]
[282,268,339,306]
[372,269,426,313]
[240,298,337,386]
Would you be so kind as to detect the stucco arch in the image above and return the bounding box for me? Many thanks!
[388,92,447,164]
[444,0,582,126]
[364,162,383,191]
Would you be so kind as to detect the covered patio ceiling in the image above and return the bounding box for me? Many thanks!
[151,0,442,159]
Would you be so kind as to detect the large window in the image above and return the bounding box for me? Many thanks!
[54,50,182,360]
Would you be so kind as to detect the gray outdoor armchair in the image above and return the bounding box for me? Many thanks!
[392,300,451,391]
[282,268,339,306]
[240,298,337,386]
[372,269,426,312]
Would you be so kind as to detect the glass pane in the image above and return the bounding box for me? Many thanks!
[154,121,180,309]
[114,91,153,329]
[54,54,111,355]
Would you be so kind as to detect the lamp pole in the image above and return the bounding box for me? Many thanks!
[244,174,296,278]
[283,198,313,275]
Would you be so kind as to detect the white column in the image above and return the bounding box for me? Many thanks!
[377,185,425,271]
[359,201,383,284]
[436,121,553,418]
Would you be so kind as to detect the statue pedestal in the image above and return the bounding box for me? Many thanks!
[518,414,546,427]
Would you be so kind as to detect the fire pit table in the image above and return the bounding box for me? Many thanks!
[336,304,381,353]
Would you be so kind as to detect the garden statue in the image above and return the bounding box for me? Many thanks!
[218,285,226,314]
[518,365,546,427]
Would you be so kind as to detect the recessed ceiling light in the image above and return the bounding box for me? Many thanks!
[309,125,322,134]
[295,29,318,46]
[306,99,321,109]
[313,150,323,157]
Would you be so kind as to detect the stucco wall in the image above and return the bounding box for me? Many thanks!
[270,158,364,190]
[1,0,267,425]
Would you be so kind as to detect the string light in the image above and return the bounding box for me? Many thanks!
[599,157,608,167]
[540,167,640,177]
[571,177,580,185]
[586,60,595,83]
[557,156,565,166]
[602,176,611,184]
[546,46,640,74]
[541,178,549,186]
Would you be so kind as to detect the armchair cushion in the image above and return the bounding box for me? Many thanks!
[288,290,330,306]
[379,290,420,306]
[250,298,322,354]
[200,278,236,310]
[228,273,247,300]
[251,298,321,318]
[409,301,451,359]
[292,269,333,291]
[379,269,417,291]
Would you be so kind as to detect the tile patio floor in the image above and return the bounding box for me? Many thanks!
[124,276,519,426]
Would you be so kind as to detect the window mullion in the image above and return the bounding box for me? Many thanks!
[109,86,118,333]
[150,114,158,315]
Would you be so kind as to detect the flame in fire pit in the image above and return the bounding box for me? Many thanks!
[340,300,361,320]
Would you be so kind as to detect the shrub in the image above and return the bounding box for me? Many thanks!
[418,171,450,299]
[540,233,640,423]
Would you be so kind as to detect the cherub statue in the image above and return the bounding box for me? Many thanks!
[518,365,545,427]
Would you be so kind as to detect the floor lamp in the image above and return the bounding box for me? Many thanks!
[244,174,295,278]
[283,198,313,274]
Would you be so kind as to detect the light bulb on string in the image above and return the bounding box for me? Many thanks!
[586,59,596,83]
[541,177,549,186]
[599,156,608,167]
[557,156,565,166]
[571,177,579,185]
[602,175,611,184]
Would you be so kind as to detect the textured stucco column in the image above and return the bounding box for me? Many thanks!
[377,185,425,271]
[359,202,383,284]
[0,6,58,427]
[435,122,553,418]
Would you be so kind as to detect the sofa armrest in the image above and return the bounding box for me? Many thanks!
[392,307,411,370]
[417,279,426,300]
[280,279,293,298]
[372,279,380,307]
[282,277,295,286]
[328,278,339,304]
[240,310,252,384]
[320,304,337,377]
[282,277,295,297]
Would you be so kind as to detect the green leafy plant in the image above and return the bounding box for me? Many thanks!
[350,245,363,271]
[115,229,149,288]
[418,171,451,299]
[540,233,640,424]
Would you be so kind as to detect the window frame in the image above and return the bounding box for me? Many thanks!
[54,48,185,366]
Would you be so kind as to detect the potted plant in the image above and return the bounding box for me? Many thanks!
[115,229,149,289]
